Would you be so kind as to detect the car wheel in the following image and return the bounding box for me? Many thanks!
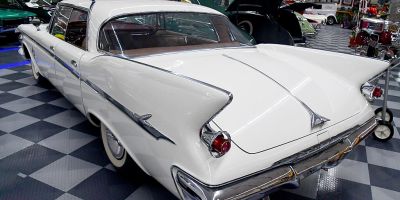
[375,107,393,123]
[238,20,254,35]
[373,121,394,142]
[327,16,335,25]
[101,122,128,168]
[100,122,147,179]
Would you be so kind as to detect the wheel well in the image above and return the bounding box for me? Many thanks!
[22,45,31,59]
[87,113,101,127]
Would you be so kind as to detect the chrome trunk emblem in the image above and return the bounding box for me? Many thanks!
[301,102,330,128]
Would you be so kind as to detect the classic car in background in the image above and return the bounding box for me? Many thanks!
[0,0,55,22]
[295,11,317,37]
[188,0,308,46]
[23,0,61,8]
[0,6,35,38]
[305,3,337,25]
[18,0,388,199]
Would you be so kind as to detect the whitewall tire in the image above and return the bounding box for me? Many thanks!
[101,123,128,168]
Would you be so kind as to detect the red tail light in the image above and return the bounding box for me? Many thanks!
[201,129,231,158]
[372,87,383,98]
[361,82,382,101]
[211,134,231,155]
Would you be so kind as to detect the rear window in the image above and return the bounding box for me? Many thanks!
[98,12,252,57]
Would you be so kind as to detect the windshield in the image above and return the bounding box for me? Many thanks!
[99,12,253,57]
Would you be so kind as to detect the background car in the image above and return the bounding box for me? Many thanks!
[0,6,36,38]
[305,3,337,25]
[0,0,55,22]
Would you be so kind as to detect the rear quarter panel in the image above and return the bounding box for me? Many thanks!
[79,55,231,195]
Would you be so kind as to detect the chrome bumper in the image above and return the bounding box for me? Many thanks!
[172,118,377,200]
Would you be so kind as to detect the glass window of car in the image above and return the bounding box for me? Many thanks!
[99,12,253,57]
[65,9,88,49]
[51,6,73,41]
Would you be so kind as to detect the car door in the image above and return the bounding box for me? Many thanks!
[31,7,63,81]
[53,7,88,113]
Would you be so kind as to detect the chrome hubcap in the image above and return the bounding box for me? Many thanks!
[105,127,124,160]
[375,125,390,139]
[376,112,390,121]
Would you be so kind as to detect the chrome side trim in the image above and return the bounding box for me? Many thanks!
[81,77,175,144]
[171,117,377,200]
[21,33,175,144]
[222,54,330,129]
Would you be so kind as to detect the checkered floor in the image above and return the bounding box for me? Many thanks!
[0,25,399,200]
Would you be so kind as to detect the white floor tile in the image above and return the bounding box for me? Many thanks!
[371,186,400,200]
[30,155,101,192]
[38,129,95,154]
[8,86,46,97]
[366,147,400,171]
[55,193,82,200]
[44,110,85,128]
[0,113,40,133]
[0,134,33,159]
[388,89,400,97]
[0,98,43,112]
[48,98,74,109]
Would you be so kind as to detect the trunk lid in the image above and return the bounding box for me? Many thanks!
[135,45,388,153]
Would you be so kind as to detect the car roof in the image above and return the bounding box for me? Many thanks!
[60,0,222,15]
[59,0,224,51]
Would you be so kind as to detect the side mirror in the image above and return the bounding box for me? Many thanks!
[31,18,42,30]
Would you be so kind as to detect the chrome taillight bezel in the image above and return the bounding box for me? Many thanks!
[200,125,231,158]
[361,82,381,101]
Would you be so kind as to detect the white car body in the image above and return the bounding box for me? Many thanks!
[17,0,388,199]
[305,3,337,25]
[303,13,327,25]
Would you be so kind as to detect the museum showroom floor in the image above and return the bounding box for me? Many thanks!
[0,25,399,200]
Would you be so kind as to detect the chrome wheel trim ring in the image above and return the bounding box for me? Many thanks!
[375,125,391,139]
[105,126,125,160]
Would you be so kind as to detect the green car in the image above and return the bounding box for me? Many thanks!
[0,7,36,37]
[295,12,317,37]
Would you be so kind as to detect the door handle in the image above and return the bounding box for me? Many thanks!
[50,46,55,51]
[71,60,78,68]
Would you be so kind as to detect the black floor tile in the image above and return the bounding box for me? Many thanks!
[69,168,140,200]
[71,121,100,136]
[369,164,400,192]
[270,191,314,200]
[70,139,109,167]
[28,90,63,102]
[10,121,66,143]
[21,104,67,119]
[0,144,65,175]
[0,82,27,92]
[345,145,367,163]
[365,137,400,154]
[10,65,31,72]
[0,93,21,105]
[0,72,31,81]
[0,177,63,200]
[0,107,14,118]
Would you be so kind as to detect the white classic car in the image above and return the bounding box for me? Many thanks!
[18,0,389,199]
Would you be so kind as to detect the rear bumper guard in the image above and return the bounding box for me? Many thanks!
[172,118,377,200]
